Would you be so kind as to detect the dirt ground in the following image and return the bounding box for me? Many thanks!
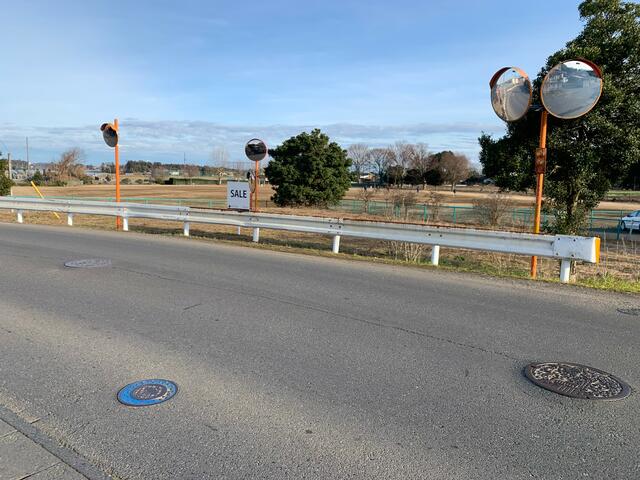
[12,184,640,212]
[13,183,247,200]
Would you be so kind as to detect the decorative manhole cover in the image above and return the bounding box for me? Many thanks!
[617,308,640,316]
[64,259,112,268]
[525,362,631,400]
[117,379,178,406]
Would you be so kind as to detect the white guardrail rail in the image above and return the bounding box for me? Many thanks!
[0,197,600,283]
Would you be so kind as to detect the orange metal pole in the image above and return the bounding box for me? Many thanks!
[530,110,548,278]
[254,161,260,212]
[114,118,121,229]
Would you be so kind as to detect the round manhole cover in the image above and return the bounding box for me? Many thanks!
[617,308,640,316]
[117,379,178,406]
[525,362,631,400]
[64,259,112,268]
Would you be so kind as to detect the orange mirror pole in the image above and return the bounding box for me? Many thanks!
[530,110,548,278]
[254,160,260,212]
[114,118,121,230]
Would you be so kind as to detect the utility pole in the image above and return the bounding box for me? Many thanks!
[26,137,30,168]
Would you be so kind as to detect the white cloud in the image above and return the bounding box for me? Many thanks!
[0,119,504,164]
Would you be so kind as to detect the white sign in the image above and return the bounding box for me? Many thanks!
[227,181,250,210]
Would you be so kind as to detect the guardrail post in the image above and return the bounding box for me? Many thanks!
[252,227,260,243]
[183,222,190,237]
[67,213,73,226]
[332,235,341,253]
[559,260,571,283]
[431,245,440,266]
[122,216,129,232]
[16,210,23,224]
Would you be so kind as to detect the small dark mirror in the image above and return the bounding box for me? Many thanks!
[245,139,267,162]
[100,123,118,148]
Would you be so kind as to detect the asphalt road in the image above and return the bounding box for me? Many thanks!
[1,223,639,479]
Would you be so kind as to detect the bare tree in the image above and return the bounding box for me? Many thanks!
[439,153,470,191]
[183,164,200,178]
[52,148,85,181]
[151,164,167,183]
[409,143,431,187]
[357,187,376,213]
[347,143,371,179]
[369,147,394,186]
[211,146,229,168]
[472,191,514,227]
[210,147,229,184]
[384,190,425,262]
[391,141,412,187]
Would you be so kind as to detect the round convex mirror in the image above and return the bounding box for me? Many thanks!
[100,123,118,148]
[490,67,532,122]
[541,59,603,119]
[245,138,268,162]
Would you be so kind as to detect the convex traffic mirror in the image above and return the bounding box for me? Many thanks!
[489,67,532,122]
[541,59,603,119]
[100,123,118,148]
[245,138,268,162]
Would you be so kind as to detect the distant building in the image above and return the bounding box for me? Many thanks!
[359,172,377,183]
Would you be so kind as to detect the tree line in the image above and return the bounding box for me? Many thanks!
[347,142,474,190]
[264,129,479,207]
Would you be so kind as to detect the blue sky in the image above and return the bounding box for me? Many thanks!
[0,0,585,166]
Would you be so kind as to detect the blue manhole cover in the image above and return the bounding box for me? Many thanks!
[117,379,178,406]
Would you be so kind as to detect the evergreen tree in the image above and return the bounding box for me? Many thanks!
[265,129,352,207]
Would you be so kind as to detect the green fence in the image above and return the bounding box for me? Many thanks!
[329,199,626,231]
[604,191,640,202]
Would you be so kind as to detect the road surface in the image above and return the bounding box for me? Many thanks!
[0,223,639,479]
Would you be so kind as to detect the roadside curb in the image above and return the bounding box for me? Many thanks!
[0,404,112,480]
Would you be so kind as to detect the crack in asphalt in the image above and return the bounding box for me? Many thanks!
[183,303,203,311]
[114,266,520,362]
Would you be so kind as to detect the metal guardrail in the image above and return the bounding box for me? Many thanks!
[12,195,631,230]
[0,197,601,283]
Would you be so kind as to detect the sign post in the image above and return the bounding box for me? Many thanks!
[530,112,548,276]
[100,120,121,229]
[244,139,268,212]
[489,60,603,279]
[227,181,251,211]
